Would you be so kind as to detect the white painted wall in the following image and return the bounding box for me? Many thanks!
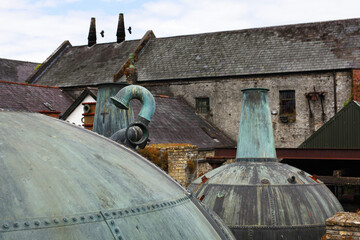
[64,95,96,127]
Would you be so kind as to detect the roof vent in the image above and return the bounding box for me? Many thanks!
[43,102,54,111]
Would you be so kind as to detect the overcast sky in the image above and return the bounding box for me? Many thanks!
[1,0,360,63]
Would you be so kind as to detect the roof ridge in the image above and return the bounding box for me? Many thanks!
[113,30,156,82]
[69,39,142,48]
[26,40,72,84]
[0,80,60,89]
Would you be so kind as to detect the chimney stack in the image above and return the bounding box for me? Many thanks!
[88,17,96,47]
[117,13,125,43]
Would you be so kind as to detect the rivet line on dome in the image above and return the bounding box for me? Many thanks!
[0,195,190,232]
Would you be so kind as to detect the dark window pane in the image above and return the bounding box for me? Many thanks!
[196,98,210,113]
[279,90,295,114]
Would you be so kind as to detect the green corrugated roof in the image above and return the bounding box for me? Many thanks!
[299,101,360,149]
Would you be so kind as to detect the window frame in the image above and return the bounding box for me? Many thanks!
[279,90,296,122]
[195,97,210,114]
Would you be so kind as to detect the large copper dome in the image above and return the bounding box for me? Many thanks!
[188,88,343,239]
[0,111,234,239]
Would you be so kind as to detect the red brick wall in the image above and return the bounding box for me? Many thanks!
[352,69,360,101]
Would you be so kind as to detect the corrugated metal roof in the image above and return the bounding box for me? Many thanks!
[299,101,360,148]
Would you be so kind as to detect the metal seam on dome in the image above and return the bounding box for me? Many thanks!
[189,196,231,240]
[1,211,102,233]
[267,186,277,226]
[0,195,191,233]
[106,217,123,240]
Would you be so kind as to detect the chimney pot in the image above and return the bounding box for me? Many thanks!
[88,17,96,47]
[117,13,126,43]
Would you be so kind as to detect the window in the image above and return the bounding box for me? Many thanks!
[279,90,296,122]
[196,97,210,114]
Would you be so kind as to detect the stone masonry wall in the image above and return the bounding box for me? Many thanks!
[167,145,198,186]
[196,150,215,178]
[144,70,352,148]
[352,70,360,102]
[324,212,360,240]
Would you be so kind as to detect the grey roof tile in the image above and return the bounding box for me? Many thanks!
[136,18,360,81]
[0,58,38,83]
[34,40,140,87]
[33,18,360,86]
[133,96,235,149]
[0,81,73,114]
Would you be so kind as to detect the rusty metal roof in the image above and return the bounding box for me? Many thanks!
[0,111,234,239]
[0,80,73,114]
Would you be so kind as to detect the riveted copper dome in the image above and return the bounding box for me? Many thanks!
[188,88,343,239]
[0,111,234,239]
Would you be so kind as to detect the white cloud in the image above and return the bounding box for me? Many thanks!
[2,0,360,62]
[128,0,360,38]
[0,0,29,10]
[127,0,249,37]
[252,0,360,26]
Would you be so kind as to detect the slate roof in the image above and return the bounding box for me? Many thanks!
[31,40,140,87]
[136,18,360,81]
[30,18,360,87]
[0,80,74,114]
[0,58,38,83]
[133,96,235,149]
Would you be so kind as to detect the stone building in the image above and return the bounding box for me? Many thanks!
[27,16,360,148]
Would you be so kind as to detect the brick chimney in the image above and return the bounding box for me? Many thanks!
[117,13,125,43]
[88,17,96,47]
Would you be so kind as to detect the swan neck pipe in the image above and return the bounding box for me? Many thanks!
[111,85,156,123]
